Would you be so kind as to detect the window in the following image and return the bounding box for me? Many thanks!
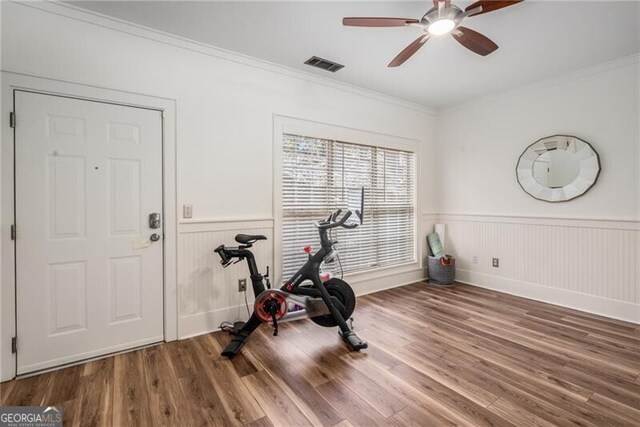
[281,134,416,279]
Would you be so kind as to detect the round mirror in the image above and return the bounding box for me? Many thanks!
[516,135,600,202]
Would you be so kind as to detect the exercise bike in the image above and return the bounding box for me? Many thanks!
[214,205,367,358]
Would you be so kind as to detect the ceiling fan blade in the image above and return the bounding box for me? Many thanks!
[465,0,523,17]
[452,26,498,56]
[342,17,419,27]
[388,35,430,67]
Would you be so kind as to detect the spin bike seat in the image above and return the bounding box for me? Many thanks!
[235,234,267,245]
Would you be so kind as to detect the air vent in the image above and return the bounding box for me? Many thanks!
[304,56,344,73]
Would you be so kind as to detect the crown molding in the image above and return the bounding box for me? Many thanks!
[9,1,638,117]
[437,52,640,115]
[12,0,437,116]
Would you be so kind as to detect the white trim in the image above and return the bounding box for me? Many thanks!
[422,212,640,231]
[349,267,426,297]
[343,261,420,282]
[180,217,274,225]
[180,268,428,339]
[456,269,640,325]
[179,304,252,340]
[422,213,441,221]
[277,114,421,152]
[0,72,178,381]
[422,213,640,323]
[6,1,638,116]
[179,218,275,234]
[273,114,422,286]
[8,0,435,116]
[273,116,285,285]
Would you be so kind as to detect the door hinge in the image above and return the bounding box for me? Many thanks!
[11,337,17,354]
[9,112,15,128]
[10,224,16,240]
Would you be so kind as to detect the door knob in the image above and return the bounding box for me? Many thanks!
[150,233,161,242]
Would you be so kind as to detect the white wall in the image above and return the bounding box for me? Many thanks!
[1,1,638,382]
[2,2,437,219]
[432,59,640,322]
[0,0,436,362]
[434,60,639,220]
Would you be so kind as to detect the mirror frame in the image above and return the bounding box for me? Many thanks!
[516,135,601,203]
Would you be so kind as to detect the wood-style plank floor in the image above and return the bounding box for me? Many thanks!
[2,282,640,426]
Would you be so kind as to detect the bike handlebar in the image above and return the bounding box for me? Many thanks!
[214,244,231,266]
[316,209,357,230]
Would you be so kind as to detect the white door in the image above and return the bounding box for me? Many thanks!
[15,91,164,374]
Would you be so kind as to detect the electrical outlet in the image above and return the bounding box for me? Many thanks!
[472,255,479,264]
[183,204,193,219]
[492,258,499,268]
[238,278,247,292]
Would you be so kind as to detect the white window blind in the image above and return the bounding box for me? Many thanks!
[281,134,416,280]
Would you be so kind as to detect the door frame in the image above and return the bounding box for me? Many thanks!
[1,72,178,381]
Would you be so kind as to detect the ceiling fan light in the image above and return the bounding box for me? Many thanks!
[427,19,455,35]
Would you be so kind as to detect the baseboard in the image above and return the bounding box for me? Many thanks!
[349,267,426,296]
[456,269,640,324]
[178,268,428,339]
[179,265,639,339]
[179,304,253,339]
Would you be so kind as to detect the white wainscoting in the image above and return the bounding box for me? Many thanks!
[177,217,428,338]
[422,213,640,324]
[177,219,274,338]
[180,214,639,339]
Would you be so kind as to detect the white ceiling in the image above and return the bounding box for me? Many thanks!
[67,1,640,109]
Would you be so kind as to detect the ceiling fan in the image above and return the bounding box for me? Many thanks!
[343,0,523,67]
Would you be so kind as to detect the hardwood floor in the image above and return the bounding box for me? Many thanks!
[2,282,640,426]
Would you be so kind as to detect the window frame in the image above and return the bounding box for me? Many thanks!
[273,115,421,287]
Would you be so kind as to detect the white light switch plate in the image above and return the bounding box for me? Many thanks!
[183,204,193,219]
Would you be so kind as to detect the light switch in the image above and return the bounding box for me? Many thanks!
[183,204,193,219]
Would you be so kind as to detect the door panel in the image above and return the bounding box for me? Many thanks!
[47,261,87,335]
[109,159,141,235]
[109,256,142,324]
[48,155,87,239]
[15,91,164,374]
